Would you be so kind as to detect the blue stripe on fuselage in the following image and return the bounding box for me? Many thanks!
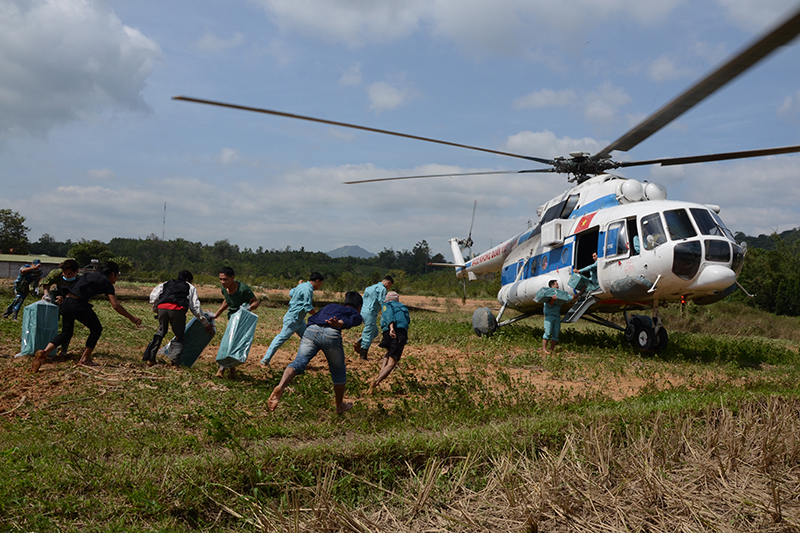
[569,194,618,220]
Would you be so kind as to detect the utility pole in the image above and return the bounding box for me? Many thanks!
[162,202,166,240]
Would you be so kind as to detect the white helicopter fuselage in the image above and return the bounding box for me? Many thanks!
[451,174,745,315]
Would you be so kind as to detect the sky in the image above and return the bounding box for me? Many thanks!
[1,0,800,259]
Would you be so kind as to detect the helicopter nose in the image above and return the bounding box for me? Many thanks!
[687,265,737,292]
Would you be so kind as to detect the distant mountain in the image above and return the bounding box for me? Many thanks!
[326,245,376,259]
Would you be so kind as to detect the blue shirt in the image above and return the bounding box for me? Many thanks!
[362,281,387,316]
[308,304,363,330]
[380,301,410,331]
[543,301,562,319]
[285,281,315,322]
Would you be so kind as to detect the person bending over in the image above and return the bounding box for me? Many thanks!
[31,261,141,371]
[268,291,363,414]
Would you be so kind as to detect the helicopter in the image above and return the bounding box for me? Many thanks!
[173,4,800,351]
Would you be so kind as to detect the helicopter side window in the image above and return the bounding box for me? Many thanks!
[627,218,640,255]
[640,213,667,250]
[664,209,697,240]
[690,208,724,237]
[604,221,628,258]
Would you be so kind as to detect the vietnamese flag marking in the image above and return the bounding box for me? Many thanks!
[574,212,596,234]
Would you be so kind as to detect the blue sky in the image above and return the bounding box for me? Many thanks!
[1,0,799,258]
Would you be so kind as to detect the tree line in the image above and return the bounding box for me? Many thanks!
[2,208,799,315]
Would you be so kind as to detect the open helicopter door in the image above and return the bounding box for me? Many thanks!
[573,227,600,273]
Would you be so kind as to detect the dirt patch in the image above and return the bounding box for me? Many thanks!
[0,291,713,417]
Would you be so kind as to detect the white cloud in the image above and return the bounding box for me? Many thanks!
[714,0,798,32]
[584,81,631,123]
[88,168,115,180]
[218,148,240,165]
[503,130,606,158]
[193,30,245,53]
[647,55,693,82]
[512,89,576,110]
[367,81,413,113]
[777,90,800,122]
[339,63,363,87]
[0,0,162,141]
[256,0,685,54]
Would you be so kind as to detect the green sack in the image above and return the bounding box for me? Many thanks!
[216,307,258,368]
[19,300,59,356]
[162,312,216,367]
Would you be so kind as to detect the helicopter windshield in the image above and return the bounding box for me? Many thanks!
[640,213,667,250]
[664,209,697,240]
[690,208,725,237]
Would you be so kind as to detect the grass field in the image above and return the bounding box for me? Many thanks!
[1,285,800,532]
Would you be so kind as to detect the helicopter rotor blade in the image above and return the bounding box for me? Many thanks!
[343,168,554,184]
[595,4,800,159]
[618,144,800,168]
[173,96,553,165]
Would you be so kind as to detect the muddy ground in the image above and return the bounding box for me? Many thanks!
[1,287,693,417]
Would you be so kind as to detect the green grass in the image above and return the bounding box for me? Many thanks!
[2,295,800,531]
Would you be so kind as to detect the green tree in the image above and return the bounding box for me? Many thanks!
[30,233,73,256]
[68,240,116,267]
[0,209,30,254]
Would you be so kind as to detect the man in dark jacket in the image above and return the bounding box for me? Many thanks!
[143,270,212,366]
[31,261,141,371]
[268,291,363,414]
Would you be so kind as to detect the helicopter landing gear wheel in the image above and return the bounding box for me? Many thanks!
[635,325,654,351]
[624,317,642,343]
[654,327,668,351]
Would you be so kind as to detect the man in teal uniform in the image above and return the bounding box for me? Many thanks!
[213,266,260,377]
[542,280,564,353]
[367,291,410,394]
[261,272,323,365]
[354,275,393,360]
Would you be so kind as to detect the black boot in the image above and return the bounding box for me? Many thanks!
[359,347,369,361]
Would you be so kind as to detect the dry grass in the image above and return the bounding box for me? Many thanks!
[213,397,800,532]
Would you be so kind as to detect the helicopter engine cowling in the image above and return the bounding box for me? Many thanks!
[617,179,644,203]
[644,182,668,201]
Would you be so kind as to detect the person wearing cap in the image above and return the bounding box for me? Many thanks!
[260,272,323,365]
[31,261,141,371]
[367,291,410,394]
[353,275,393,360]
[142,270,213,367]
[267,291,363,414]
[3,259,43,320]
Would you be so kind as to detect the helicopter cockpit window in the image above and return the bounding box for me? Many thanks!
[705,240,731,263]
[664,209,697,241]
[690,208,724,237]
[604,221,628,258]
[641,213,667,250]
[540,202,563,225]
[710,211,735,241]
[560,195,580,219]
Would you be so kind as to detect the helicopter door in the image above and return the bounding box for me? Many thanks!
[574,227,600,269]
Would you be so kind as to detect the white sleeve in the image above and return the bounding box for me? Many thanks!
[188,284,209,325]
[149,283,165,311]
